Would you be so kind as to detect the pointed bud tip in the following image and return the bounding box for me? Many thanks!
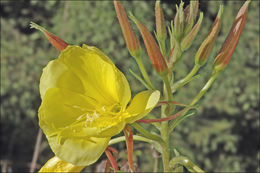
[130,13,167,74]
[114,1,141,57]
[30,22,68,51]
[214,1,250,71]
[217,5,224,18]
[236,0,250,19]
[30,22,45,32]
[181,12,203,51]
[155,0,167,40]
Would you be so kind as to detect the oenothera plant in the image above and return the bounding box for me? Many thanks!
[31,0,249,172]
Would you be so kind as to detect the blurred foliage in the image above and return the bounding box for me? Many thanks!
[0,0,259,172]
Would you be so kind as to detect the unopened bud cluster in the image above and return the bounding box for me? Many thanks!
[113,0,249,81]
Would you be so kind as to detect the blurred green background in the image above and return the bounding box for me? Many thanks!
[1,0,259,172]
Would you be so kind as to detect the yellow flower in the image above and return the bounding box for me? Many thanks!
[39,156,84,172]
[38,44,160,166]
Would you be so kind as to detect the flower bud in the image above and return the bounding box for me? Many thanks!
[114,0,141,58]
[129,13,167,75]
[184,0,199,35]
[155,1,167,41]
[174,1,185,41]
[214,1,250,71]
[181,12,203,51]
[30,22,68,51]
[195,5,223,66]
[191,0,199,21]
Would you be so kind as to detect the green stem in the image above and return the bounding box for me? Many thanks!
[169,70,219,132]
[108,135,153,145]
[168,111,195,132]
[171,64,200,93]
[131,123,165,148]
[160,76,172,172]
[153,156,158,173]
[162,75,173,101]
[129,69,151,90]
[169,156,205,173]
[190,70,219,106]
[135,56,155,90]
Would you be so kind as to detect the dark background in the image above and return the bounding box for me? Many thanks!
[1,0,259,172]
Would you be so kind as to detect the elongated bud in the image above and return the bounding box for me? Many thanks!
[184,0,199,35]
[114,0,141,58]
[30,22,68,51]
[174,1,185,41]
[129,13,167,75]
[195,5,223,65]
[155,1,167,41]
[214,1,250,71]
[191,0,199,21]
[181,12,203,51]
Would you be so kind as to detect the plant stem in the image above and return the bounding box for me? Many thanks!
[169,156,205,173]
[131,123,165,148]
[160,74,173,172]
[171,64,200,93]
[108,135,153,145]
[135,56,155,90]
[190,70,219,106]
[153,156,158,172]
[162,75,173,101]
[30,129,42,172]
[169,71,219,132]
[123,125,134,173]
[105,149,119,171]
[160,106,171,172]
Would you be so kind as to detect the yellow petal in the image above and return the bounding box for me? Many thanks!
[39,88,98,134]
[39,60,85,99]
[39,87,126,138]
[39,156,85,172]
[58,45,131,107]
[82,44,114,65]
[47,135,110,166]
[125,90,160,123]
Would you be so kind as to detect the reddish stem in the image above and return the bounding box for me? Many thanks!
[105,149,119,172]
[123,125,134,172]
[137,109,186,123]
[107,146,118,154]
[105,160,111,173]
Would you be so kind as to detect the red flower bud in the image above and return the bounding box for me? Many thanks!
[130,13,167,75]
[214,1,250,71]
[114,0,141,58]
[30,22,68,51]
